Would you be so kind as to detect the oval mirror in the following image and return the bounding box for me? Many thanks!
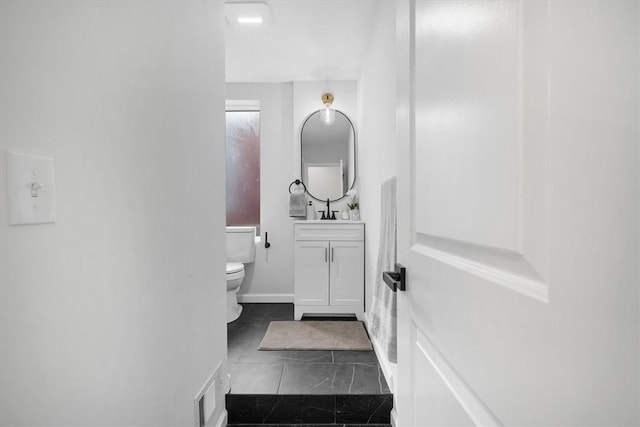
[300,109,356,202]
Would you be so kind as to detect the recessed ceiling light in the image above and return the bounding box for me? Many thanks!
[237,16,263,24]
[225,2,271,28]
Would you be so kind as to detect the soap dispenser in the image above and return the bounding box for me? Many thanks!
[306,201,316,220]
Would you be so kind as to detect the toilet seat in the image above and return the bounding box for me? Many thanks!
[226,262,244,274]
[225,227,255,324]
[226,262,245,282]
[226,262,245,322]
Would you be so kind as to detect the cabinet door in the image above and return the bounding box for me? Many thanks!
[294,241,329,306]
[329,241,364,306]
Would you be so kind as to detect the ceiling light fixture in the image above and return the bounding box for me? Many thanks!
[225,1,271,28]
[237,16,264,24]
[320,91,335,126]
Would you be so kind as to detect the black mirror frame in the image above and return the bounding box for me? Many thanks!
[300,109,357,202]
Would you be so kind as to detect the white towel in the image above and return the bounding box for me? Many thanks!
[289,187,307,217]
[368,177,397,363]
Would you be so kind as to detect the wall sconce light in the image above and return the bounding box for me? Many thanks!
[320,91,335,126]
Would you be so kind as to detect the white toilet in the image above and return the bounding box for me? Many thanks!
[226,226,256,323]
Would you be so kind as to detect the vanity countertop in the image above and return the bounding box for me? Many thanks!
[294,220,364,224]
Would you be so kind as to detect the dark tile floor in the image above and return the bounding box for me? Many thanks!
[226,425,390,427]
[226,303,392,426]
[228,303,390,395]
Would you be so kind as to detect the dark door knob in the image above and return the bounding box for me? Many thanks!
[383,263,406,292]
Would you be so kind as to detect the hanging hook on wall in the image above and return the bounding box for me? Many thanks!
[264,232,271,249]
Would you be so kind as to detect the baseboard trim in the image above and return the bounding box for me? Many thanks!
[237,293,294,303]
[363,312,397,395]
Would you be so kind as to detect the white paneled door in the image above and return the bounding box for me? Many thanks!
[395,1,639,426]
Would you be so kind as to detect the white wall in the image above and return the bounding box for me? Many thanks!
[226,83,295,302]
[357,3,397,315]
[0,2,227,426]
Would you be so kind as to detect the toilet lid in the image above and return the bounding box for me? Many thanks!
[226,262,244,274]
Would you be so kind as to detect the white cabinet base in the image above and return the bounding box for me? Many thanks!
[294,222,365,320]
[294,305,365,321]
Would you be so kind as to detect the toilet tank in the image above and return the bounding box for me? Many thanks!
[226,226,256,263]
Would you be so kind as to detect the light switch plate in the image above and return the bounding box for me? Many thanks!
[6,151,56,225]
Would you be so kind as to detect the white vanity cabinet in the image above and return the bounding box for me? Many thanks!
[293,221,365,320]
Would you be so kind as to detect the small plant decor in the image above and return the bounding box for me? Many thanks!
[346,189,359,210]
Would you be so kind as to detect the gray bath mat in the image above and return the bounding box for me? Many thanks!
[258,321,373,351]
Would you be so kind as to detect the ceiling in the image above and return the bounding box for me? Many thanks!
[225,0,378,83]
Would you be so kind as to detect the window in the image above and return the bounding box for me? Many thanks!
[225,102,260,233]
